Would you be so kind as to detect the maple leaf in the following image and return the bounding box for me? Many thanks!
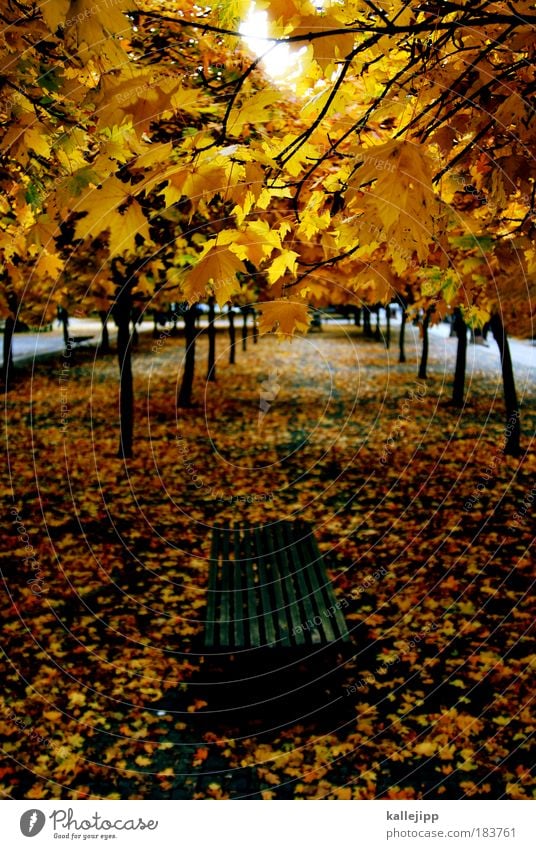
[64,0,132,70]
[257,299,311,337]
[181,243,246,307]
[227,91,281,136]
[33,250,64,281]
[70,177,150,255]
[349,140,440,263]
[292,12,355,72]
[192,747,209,766]
[231,221,286,266]
[73,176,131,241]
[267,249,299,285]
[36,0,69,32]
[107,199,152,257]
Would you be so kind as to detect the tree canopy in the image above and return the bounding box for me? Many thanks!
[1,0,534,335]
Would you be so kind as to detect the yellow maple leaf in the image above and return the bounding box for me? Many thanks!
[181,244,246,307]
[257,299,311,337]
[231,220,285,266]
[350,140,439,263]
[293,12,355,72]
[65,0,131,70]
[107,199,152,256]
[258,0,306,36]
[267,249,299,284]
[135,755,152,767]
[68,691,86,707]
[227,90,281,136]
[24,127,51,159]
[36,0,69,32]
[33,250,64,281]
[351,261,395,303]
[458,759,478,772]
[414,741,437,757]
[157,767,174,777]
[74,176,131,241]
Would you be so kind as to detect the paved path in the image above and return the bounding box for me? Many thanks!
[318,315,535,373]
[1,318,148,367]
[2,315,534,373]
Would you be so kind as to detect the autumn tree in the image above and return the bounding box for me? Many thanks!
[2,0,534,454]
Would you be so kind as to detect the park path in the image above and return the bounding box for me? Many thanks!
[2,314,534,373]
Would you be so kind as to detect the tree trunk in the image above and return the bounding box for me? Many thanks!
[2,315,15,387]
[98,311,110,353]
[171,307,178,337]
[242,307,248,351]
[177,305,197,408]
[385,306,391,349]
[228,307,236,364]
[207,296,216,382]
[418,308,432,380]
[374,307,381,341]
[252,309,258,344]
[61,309,70,347]
[363,306,373,337]
[452,307,467,407]
[490,313,521,456]
[354,307,361,327]
[130,307,140,347]
[115,288,134,458]
[399,308,407,363]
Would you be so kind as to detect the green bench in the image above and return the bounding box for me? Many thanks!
[204,520,350,652]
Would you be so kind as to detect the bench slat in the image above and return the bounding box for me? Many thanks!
[281,522,322,644]
[294,527,337,643]
[233,525,246,647]
[205,527,220,647]
[264,524,292,647]
[218,529,231,646]
[256,526,277,647]
[302,525,351,642]
[204,521,350,651]
[245,530,261,647]
[272,521,305,647]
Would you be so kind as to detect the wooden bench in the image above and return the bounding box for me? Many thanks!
[204,520,350,651]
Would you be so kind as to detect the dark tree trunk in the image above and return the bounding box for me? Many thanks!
[399,308,407,363]
[385,306,391,349]
[115,288,134,458]
[354,307,361,327]
[171,308,178,337]
[418,308,432,380]
[61,309,70,347]
[228,307,236,364]
[99,311,110,353]
[252,309,258,344]
[374,307,381,341]
[452,307,467,407]
[490,313,521,456]
[363,307,373,337]
[242,307,248,351]
[2,315,15,387]
[177,305,197,408]
[207,296,216,382]
[130,307,141,347]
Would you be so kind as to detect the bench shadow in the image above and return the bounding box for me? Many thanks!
[149,645,359,740]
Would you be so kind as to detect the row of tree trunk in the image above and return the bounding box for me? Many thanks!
[358,300,520,456]
[1,291,521,458]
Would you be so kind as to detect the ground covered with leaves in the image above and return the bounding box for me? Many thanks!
[2,322,535,799]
